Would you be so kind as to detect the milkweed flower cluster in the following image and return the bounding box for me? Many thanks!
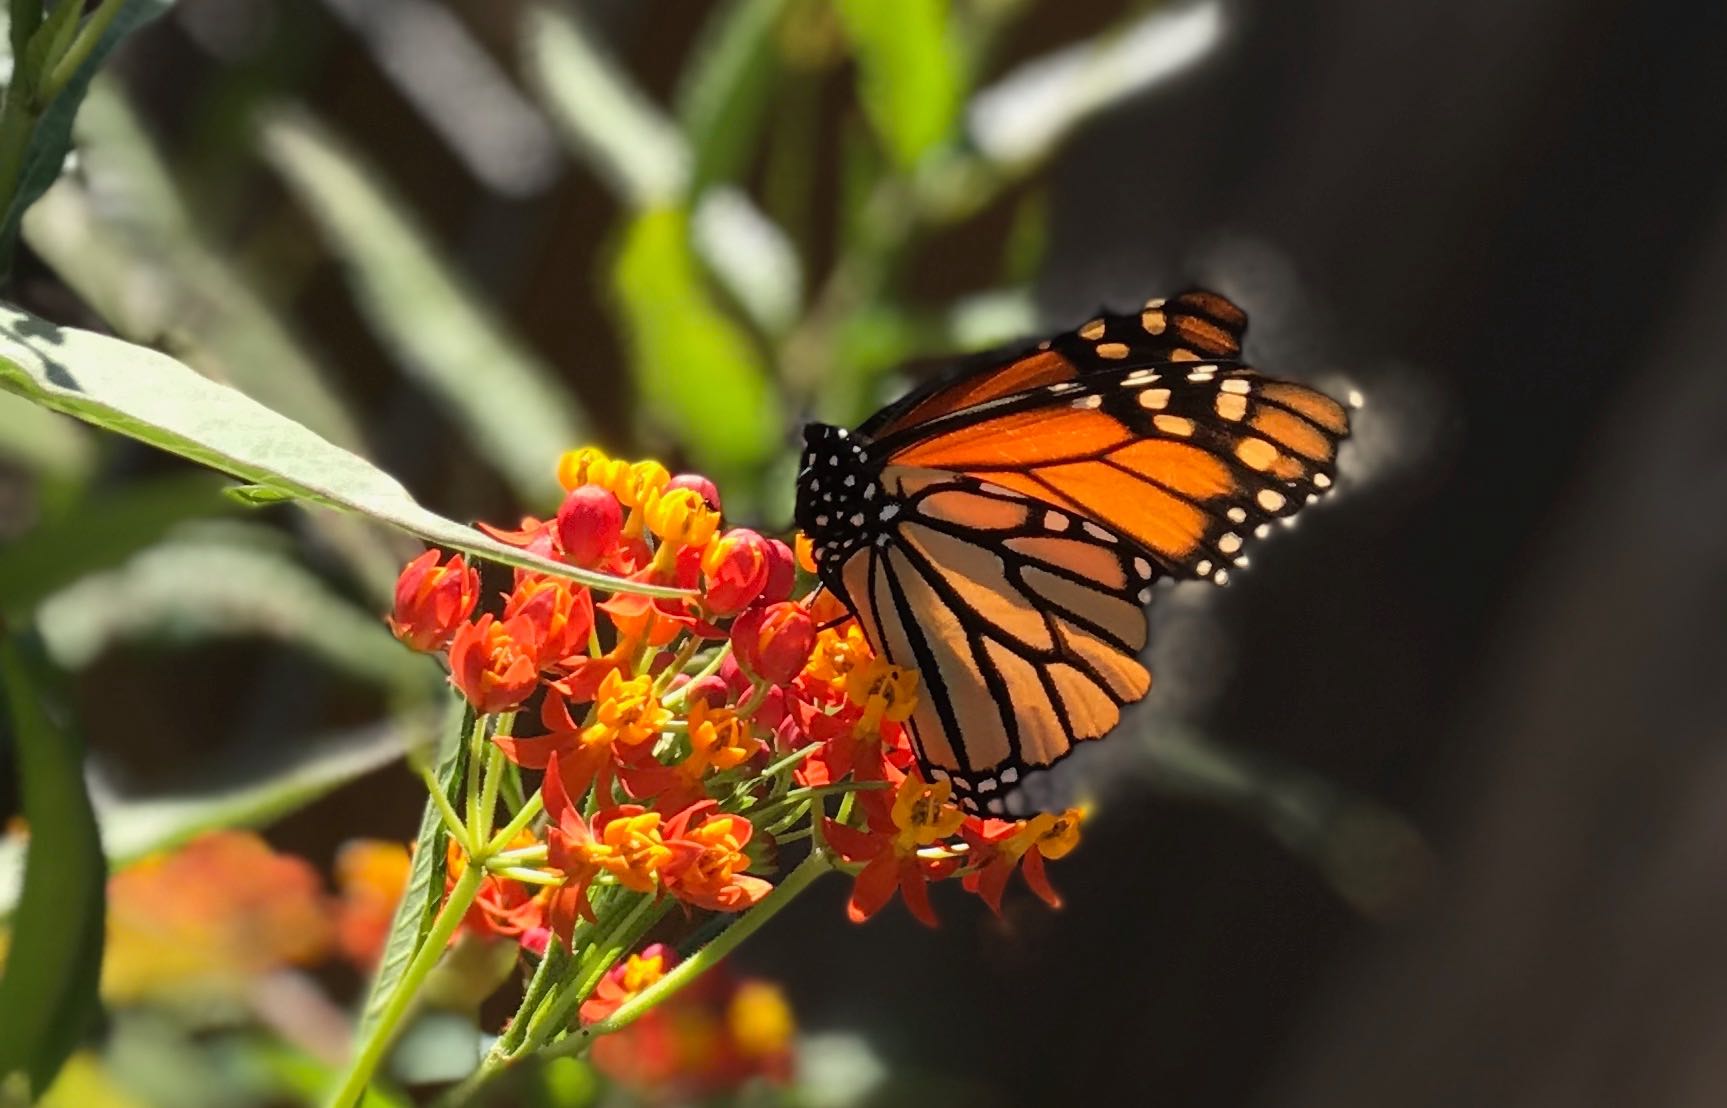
[359,446,1087,1100]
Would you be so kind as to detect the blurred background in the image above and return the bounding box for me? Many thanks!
[4,0,1727,1104]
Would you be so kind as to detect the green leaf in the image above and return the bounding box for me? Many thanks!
[0,630,106,1097]
[256,108,586,507]
[0,471,232,618]
[0,300,693,598]
[611,207,782,494]
[676,0,789,194]
[33,526,430,695]
[0,719,414,919]
[0,0,174,249]
[835,0,963,170]
[521,4,689,208]
[222,482,297,506]
[354,700,470,1047]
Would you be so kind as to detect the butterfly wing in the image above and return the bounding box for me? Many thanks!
[833,469,1154,814]
[799,289,1350,813]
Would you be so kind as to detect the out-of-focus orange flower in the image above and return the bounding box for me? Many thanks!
[824,774,964,927]
[387,549,478,652]
[448,613,540,713]
[793,531,818,574]
[579,942,676,1024]
[701,529,772,616]
[962,808,1084,912]
[590,968,794,1097]
[663,801,773,913]
[334,839,410,971]
[504,575,594,668]
[731,602,816,685]
[104,831,334,1004]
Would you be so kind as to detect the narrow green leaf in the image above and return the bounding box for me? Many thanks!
[9,0,44,64]
[0,300,694,598]
[611,207,781,492]
[33,527,430,695]
[676,0,789,194]
[835,0,963,169]
[0,471,232,617]
[223,482,298,506]
[0,630,106,1097]
[521,4,689,208]
[354,700,470,1045]
[0,0,174,248]
[0,719,414,919]
[256,108,586,507]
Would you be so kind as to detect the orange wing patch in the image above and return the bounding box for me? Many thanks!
[875,350,1077,438]
[892,407,1132,470]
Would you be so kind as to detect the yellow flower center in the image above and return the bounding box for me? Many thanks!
[890,776,964,849]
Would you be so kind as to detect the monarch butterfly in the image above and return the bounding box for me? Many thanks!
[794,290,1350,816]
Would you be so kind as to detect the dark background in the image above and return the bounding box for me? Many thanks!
[20,0,1727,1104]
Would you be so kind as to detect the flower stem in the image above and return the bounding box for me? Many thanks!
[547,849,832,1057]
[419,764,473,853]
[325,862,485,1108]
[38,0,126,103]
[488,789,543,852]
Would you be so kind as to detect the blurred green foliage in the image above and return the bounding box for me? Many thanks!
[0,2,1422,1104]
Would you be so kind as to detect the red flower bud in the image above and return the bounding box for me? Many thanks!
[681,674,731,709]
[387,549,478,652]
[554,485,623,569]
[760,538,796,604]
[701,528,771,616]
[730,601,816,685]
[666,472,721,514]
[448,613,540,713]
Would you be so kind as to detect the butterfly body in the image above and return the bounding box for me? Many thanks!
[795,291,1350,815]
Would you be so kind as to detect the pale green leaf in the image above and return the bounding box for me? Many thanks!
[0,300,693,598]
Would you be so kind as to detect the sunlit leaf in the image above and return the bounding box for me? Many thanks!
[521,3,688,207]
[0,300,692,598]
[965,1,1224,170]
[611,207,781,495]
[835,0,963,169]
[257,108,586,507]
[0,630,105,1097]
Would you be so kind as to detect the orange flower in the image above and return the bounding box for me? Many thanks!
[496,671,666,804]
[448,613,540,713]
[504,575,595,668]
[543,761,696,940]
[823,774,964,927]
[620,701,762,810]
[664,801,773,912]
[802,621,873,687]
[962,808,1084,912]
[387,549,478,652]
[580,942,675,1024]
[446,836,548,939]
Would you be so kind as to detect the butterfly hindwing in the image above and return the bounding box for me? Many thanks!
[836,470,1153,814]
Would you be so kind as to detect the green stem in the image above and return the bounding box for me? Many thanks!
[548,849,832,1056]
[0,89,36,226]
[419,764,473,853]
[325,862,485,1108]
[37,0,125,104]
[487,789,544,852]
[475,744,506,843]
